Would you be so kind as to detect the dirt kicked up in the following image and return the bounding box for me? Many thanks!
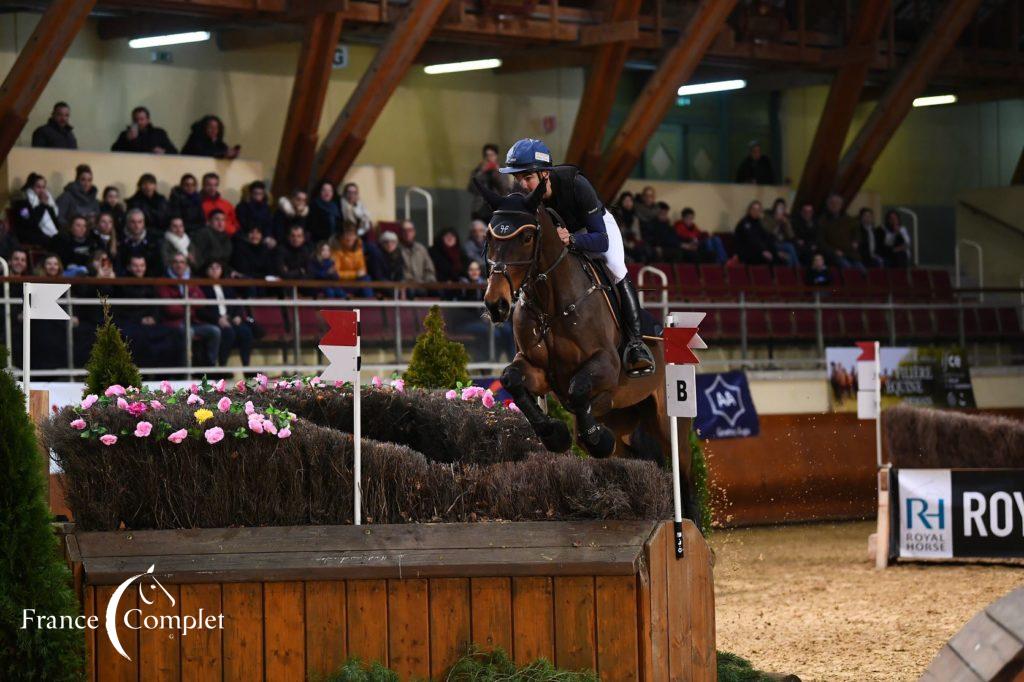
[711,521,1023,682]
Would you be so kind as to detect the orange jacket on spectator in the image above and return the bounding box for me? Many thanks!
[201,194,240,236]
[330,240,367,280]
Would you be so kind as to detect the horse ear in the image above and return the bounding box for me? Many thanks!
[525,176,547,211]
[473,177,504,210]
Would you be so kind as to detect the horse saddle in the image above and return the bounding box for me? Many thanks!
[574,247,662,340]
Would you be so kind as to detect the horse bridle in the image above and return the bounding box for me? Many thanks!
[485,207,568,303]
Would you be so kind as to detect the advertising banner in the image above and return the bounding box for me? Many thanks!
[694,371,759,440]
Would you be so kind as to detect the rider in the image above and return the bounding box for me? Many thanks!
[498,138,655,377]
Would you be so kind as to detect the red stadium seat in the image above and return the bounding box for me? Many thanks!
[908,269,932,299]
[864,309,889,338]
[822,309,843,339]
[674,264,701,299]
[746,310,771,340]
[626,262,643,283]
[893,309,914,340]
[997,307,1023,338]
[887,268,911,298]
[838,268,869,301]
[841,310,866,338]
[717,310,741,338]
[792,310,816,340]
[930,270,954,301]
[934,308,959,341]
[726,264,751,292]
[977,308,1000,339]
[910,309,935,338]
[251,306,291,359]
[699,264,728,299]
[964,309,982,340]
[359,308,389,344]
[768,309,794,337]
[867,268,890,297]
[748,265,773,298]
[774,267,803,300]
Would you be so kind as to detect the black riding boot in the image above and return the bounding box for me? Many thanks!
[616,277,656,377]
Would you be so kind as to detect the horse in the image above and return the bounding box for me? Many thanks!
[477,179,699,522]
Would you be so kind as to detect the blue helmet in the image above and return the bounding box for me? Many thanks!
[499,138,553,174]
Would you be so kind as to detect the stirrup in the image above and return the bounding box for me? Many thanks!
[624,341,656,378]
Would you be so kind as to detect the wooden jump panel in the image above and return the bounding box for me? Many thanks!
[72,520,716,681]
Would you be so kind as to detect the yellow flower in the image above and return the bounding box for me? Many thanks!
[194,408,214,424]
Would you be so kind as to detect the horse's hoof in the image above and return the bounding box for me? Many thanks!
[537,420,572,453]
[580,425,615,458]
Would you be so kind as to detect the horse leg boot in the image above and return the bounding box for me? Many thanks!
[567,356,617,458]
[616,277,656,378]
[500,361,571,453]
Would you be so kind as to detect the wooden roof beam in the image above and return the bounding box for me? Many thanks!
[592,0,739,200]
[272,13,345,198]
[314,0,451,185]
[834,0,984,206]
[793,0,891,211]
[0,0,96,167]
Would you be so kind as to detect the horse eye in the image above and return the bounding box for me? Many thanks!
[523,232,533,243]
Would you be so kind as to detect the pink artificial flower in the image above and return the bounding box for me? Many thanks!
[104,384,126,397]
[134,421,153,437]
[235,379,247,392]
[309,376,322,387]
[126,402,148,417]
[247,417,264,434]
[81,394,98,409]
[371,376,383,388]
[391,378,405,393]
[244,400,255,415]
[509,402,521,413]
[149,400,164,411]
[334,380,345,388]
[70,418,86,430]
[256,373,268,387]
[168,429,187,444]
[263,421,278,435]
[287,411,297,422]
[204,427,225,444]
[217,397,232,413]
[99,434,117,446]
[278,427,292,439]
[186,394,203,406]
[116,397,129,410]
[481,390,495,408]
[445,389,458,400]
[188,383,199,394]
[160,380,174,394]
[126,386,140,395]
[461,386,479,401]
[215,379,227,393]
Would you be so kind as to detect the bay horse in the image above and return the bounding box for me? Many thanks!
[477,179,699,521]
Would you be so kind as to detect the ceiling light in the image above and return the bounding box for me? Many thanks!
[424,58,502,75]
[676,79,747,96]
[129,32,211,49]
[912,94,957,107]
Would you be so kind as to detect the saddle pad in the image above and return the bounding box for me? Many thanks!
[580,256,661,338]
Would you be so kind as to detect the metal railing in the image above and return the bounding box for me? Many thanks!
[955,239,984,301]
[894,206,919,266]
[403,186,434,245]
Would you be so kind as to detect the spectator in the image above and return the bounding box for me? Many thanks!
[340,183,373,237]
[805,253,832,286]
[274,223,313,280]
[158,253,220,368]
[181,115,239,159]
[308,179,341,242]
[0,215,20,261]
[362,232,387,283]
[468,143,512,222]
[463,219,488,270]
[818,193,860,269]
[330,228,373,297]
[168,173,205,233]
[236,181,274,244]
[454,260,515,361]
[11,173,59,246]
[119,208,161,274]
[634,186,658,225]
[111,106,178,154]
[734,200,788,265]
[161,217,192,271]
[190,209,233,274]
[674,208,728,264]
[198,260,254,367]
[309,241,348,299]
[273,189,308,242]
[71,251,115,362]
[430,228,468,286]
[857,208,886,268]
[126,173,170,234]
[31,101,77,149]
[614,191,650,264]
[883,209,912,268]
[398,220,436,293]
[735,141,776,184]
[99,186,126,236]
[762,198,800,265]
[231,224,275,279]
[53,216,99,273]
[791,202,818,256]
[199,173,240,236]
[376,230,404,283]
[55,164,99,228]
[115,255,184,367]
[93,213,119,261]
[640,202,684,262]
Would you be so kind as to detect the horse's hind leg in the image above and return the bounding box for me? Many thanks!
[501,355,572,453]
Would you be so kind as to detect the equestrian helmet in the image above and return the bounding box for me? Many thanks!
[499,138,553,174]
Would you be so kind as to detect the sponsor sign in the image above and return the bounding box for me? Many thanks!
[694,371,759,440]
[894,468,1024,559]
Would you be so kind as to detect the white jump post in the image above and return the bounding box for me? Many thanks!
[21,283,71,413]
[663,312,706,559]
[319,309,362,524]
[856,340,888,568]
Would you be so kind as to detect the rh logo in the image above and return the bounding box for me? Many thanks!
[906,498,945,530]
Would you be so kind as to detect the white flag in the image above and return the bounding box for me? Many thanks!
[668,311,708,349]
[26,283,70,321]
[320,344,360,383]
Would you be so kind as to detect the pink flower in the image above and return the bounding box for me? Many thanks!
[70,418,86,430]
[244,400,255,415]
[116,397,129,410]
[214,379,226,393]
[256,373,268,387]
[168,429,187,444]
[278,427,291,439]
[217,397,232,413]
[481,390,495,408]
[334,380,345,388]
[461,386,483,401]
[126,402,148,417]
[104,384,126,397]
[134,421,153,437]
[189,383,199,394]
[204,427,225,444]
[263,421,278,435]
[309,376,322,387]
[99,434,117,446]
[160,380,173,394]
[186,394,203,406]
[247,417,264,434]
[287,411,297,422]
[235,380,247,392]
[149,400,164,411]
[81,394,98,409]
[126,386,140,395]
[508,402,521,413]
[371,376,382,388]
[391,378,405,392]
[445,390,458,400]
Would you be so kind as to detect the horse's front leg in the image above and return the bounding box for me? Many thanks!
[566,351,619,458]
[501,354,572,453]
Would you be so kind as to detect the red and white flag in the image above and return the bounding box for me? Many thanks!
[319,310,360,384]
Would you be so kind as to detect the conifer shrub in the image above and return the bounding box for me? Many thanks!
[83,301,142,397]
[404,305,471,389]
